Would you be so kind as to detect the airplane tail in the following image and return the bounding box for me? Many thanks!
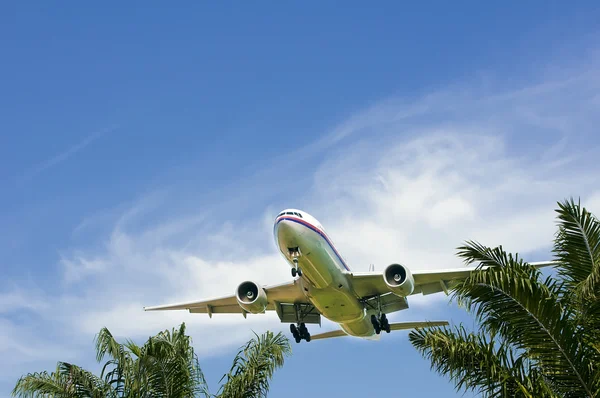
[310,320,449,341]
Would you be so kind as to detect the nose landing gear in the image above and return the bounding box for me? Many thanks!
[291,258,302,277]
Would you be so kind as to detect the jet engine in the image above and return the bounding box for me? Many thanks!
[235,281,268,314]
[383,263,415,297]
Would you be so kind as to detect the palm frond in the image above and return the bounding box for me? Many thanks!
[94,327,132,367]
[13,322,212,398]
[217,330,291,398]
[137,322,210,398]
[456,240,521,269]
[58,362,118,398]
[452,241,595,397]
[12,364,77,398]
[553,197,600,299]
[409,325,557,398]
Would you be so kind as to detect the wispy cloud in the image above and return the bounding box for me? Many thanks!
[17,124,118,183]
[3,50,600,392]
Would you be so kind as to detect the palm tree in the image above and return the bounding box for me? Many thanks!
[12,323,291,398]
[409,198,600,397]
[215,331,291,398]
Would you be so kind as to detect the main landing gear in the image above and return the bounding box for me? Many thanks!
[371,313,391,334]
[290,323,311,343]
[291,258,302,277]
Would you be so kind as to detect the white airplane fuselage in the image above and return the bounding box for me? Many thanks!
[274,209,377,338]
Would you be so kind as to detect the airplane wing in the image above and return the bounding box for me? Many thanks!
[144,280,321,323]
[310,320,450,341]
[348,261,557,299]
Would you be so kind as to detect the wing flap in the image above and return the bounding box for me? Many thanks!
[363,293,409,314]
[275,302,321,325]
[190,305,243,315]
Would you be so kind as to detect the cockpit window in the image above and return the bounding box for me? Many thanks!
[278,211,302,218]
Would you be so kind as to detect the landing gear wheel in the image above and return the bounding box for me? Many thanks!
[299,323,307,335]
[379,313,390,333]
[370,314,378,326]
[378,313,390,333]
[292,258,302,278]
[291,323,310,343]
[290,324,301,342]
[370,314,381,334]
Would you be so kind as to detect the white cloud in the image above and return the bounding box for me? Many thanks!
[0,287,50,314]
[0,318,79,388]
[3,49,600,390]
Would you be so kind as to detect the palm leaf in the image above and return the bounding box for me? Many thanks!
[58,362,117,398]
[138,323,210,398]
[12,322,212,398]
[217,330,291,398]
[553,198,600,299]
[457,240,520,269]
[453,241,596,397]
[409,324,557,398]
[12,364,77,398]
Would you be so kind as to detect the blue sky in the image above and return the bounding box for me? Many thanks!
[2,1,600,396]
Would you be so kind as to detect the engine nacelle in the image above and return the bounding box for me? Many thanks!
[383,263,415,297]
[235,281,268,314]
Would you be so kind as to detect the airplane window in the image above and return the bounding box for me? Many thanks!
[278,211,302,218]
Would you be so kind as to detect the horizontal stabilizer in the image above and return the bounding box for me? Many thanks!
[389,320,449,330]
[310,330,348,340]
[310,320,449,341]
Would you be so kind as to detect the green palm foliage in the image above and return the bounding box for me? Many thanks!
[12,323,291,398]
[409,198,600,398]
[216,331,291,398]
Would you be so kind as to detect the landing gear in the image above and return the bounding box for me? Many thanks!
[371,314,380,334]
[381,313,390,333]
[290,323,311,343]
[288,303,314,343]
[291,258,302,277]
[364,294,392,335]
[371,313,390,334]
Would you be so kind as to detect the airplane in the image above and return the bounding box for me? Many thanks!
[144,209,556,343]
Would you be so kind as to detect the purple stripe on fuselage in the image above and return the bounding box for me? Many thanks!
[275,216,351,272]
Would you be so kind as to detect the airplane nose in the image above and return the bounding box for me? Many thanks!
[276,219,304,243]
[277,219,296,238]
